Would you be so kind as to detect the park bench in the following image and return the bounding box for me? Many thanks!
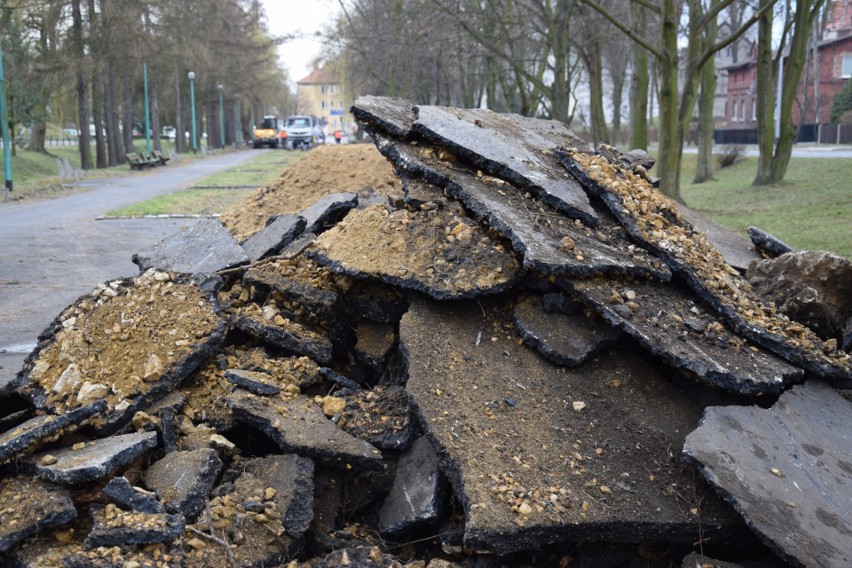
[126,152,167,170]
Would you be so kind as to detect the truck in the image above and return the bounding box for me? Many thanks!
[252,116,280,148]
[283,115,324,149]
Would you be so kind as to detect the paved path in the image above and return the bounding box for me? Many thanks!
[0,150,261,391]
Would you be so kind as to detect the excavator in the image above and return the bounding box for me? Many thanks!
[252,116,280,148]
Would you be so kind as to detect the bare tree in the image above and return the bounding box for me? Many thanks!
[753,0,826,185]
[580,0,776,201]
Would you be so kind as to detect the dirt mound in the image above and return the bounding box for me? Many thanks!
[221,144,400,242]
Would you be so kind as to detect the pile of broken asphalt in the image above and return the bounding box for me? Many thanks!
[1,97,850,568]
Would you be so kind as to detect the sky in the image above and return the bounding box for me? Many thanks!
[260,0,341,84]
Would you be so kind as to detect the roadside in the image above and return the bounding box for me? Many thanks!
[0,149,262,391]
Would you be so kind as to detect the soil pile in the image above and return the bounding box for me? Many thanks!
[220,144,400,242]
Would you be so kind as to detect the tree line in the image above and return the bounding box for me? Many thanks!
[329,0,836,199]
[1,0,290,169]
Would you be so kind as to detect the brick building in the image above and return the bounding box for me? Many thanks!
[723,0,852,130]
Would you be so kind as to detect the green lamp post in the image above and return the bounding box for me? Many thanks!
[0,44,12,202]
[188,71,197,154]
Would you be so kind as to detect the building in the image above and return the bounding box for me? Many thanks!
[723,0,852,130]
[295,66,353,135]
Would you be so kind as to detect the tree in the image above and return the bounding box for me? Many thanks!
[829,78,852,123]
[579,0,775,201]
[753,0,826,186]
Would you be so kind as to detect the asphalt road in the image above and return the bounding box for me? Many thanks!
[0,149,260,391]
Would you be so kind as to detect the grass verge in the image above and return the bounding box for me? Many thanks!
[680,154,852,259]
[105,149,300,217]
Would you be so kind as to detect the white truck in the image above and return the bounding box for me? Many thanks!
[283,115,324,149]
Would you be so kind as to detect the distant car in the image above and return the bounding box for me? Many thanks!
[63,128,80,137]
[284,115,322,149]
[162,126,177,140]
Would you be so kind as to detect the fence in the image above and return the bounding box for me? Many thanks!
[714,123,852,145]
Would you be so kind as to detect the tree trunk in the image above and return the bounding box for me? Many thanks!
[174,62,185,154]
[71,0,92,169]
[104,64,119,165]
[771,0,824,182]
[151,79,161,152]
[122,69,133,155]
[694,1,719,183]
[656,0,682,202]
[752,0,775,185]
[88,0,107,169]
[629,2,649,149]
[586,42,609,145]
[693,60,718,183]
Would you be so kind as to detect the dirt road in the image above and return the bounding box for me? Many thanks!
[0,150,260,391]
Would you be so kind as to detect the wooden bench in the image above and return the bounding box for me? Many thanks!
[151,150,170,166]
[126,152,166,170]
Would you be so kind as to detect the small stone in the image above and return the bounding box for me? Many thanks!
[53,363,81,394]
[77,382,109,403]
[322,396,346,417]
[517,501,532,515]
[770,467,784,477]
[600,485,611,495]
[143,354,164,382]
[572,401,587,411]
[40,454,58,466]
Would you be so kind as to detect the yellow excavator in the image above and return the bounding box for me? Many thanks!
[252,116,280,148]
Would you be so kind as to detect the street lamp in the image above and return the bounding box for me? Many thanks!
[217,84,225,149]
[234,95,241,148]
[188,71,197,154]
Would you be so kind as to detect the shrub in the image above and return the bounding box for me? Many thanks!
[715,144,745,168]
[829,79,852,124]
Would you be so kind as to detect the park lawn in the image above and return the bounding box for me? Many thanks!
[108,188,250,217]
[680,154,851,260]
[105,149,299,217]
[0,141,181,201]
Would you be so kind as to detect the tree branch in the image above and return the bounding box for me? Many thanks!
[577,0,664,60]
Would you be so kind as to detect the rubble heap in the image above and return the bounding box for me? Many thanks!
[1,96,850,568]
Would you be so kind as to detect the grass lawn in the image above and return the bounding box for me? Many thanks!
[104,149,300,217]
[680,154,851,260]
[0,141,183,201]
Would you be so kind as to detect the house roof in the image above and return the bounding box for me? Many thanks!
[297,67,338,85]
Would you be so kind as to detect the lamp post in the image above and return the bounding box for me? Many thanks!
[188,71,197,154]
[217,84,225,149]
[0,44,12,202]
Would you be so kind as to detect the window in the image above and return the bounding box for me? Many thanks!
[731,100,737,122]
[842,55,852,78]
[321,101,327,110]
[321,85,327,94]
[740,97,746,121]
[751,98,756,122]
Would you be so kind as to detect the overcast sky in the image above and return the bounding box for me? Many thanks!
[260,0,340,83]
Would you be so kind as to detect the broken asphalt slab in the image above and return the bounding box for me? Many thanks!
[142,448,224,522]
[26,430,158,484]
[132,218,248,274]
[555,148,852,381]
[370,133,671,281]
[513,294,621,367]
[15,270,226,434]
[401,295,742,555]
[0,400,106,463]
[378,436,443,535]
[84,504,186,548]
[561,276,804,396]
[684,380,852,568]
[227,392,384,470]
[0,475,77,552]
[240,213,306,262]
[308,203,520,300]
